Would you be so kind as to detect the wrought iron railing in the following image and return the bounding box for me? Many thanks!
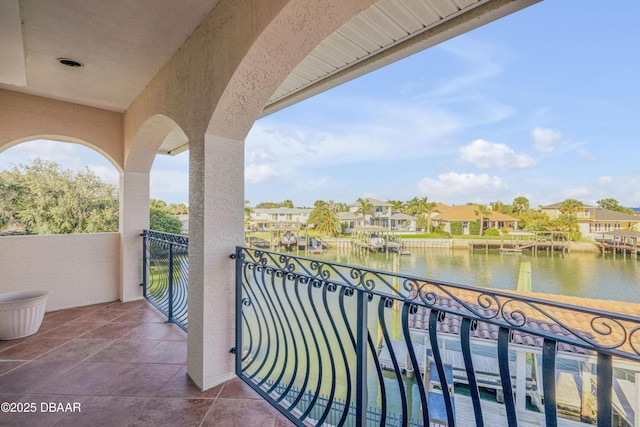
[141,229,188,331]
[233,246,640,427]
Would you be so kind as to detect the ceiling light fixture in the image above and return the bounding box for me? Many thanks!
[57,58,83,68]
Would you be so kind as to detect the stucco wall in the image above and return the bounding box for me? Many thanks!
[0,233,121,312]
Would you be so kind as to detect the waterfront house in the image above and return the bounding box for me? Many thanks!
[348,198,417,232]
[249,207,313,231]
[433,204,519,235]
[3,1,638,426]
[541,202,640,238]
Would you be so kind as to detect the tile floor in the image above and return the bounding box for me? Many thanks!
[0,300,293,427]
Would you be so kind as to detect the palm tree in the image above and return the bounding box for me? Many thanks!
[423,201,438,233]
[314,206,342,237]
[559,199,583,215]
[512,196,530,214]
[474,204,492,236]
[355,197,373,227]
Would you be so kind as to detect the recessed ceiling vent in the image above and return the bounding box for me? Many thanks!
[57,58,83,68]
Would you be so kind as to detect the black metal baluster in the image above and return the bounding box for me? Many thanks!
[429,310,455,427]
[319,283,349,426]
[337,287,356,426]
[378,297,408,427]
[167,243,174,323]
[461,317,483,427]
[141,231,148,298]
[497,327,517,427]
[355,290,368,427]
[402,303,429,426]
[597,352,613,427]
[542,338,557,427]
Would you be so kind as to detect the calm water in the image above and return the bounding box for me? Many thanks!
[308,247,640,304]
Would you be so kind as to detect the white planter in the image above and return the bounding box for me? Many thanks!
[0,290,52,340]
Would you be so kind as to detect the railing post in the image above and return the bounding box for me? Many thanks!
[141,230,148,298]
[355,290,368,426]
[167,242,174,323]
[234,247,243,375]
[597,352,613,427]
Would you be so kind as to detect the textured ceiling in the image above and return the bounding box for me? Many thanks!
[0,0,539,154]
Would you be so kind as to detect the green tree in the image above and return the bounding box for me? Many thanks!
[244,200,254,226]
[387,199,406,213]
[150,206,183,234]
[511,196,530,214]
[474,204,492,236]
[168,203,189,215]
[559,198,583,215]
[355,197,374,227]
[1,159,118,234]
[312,206,342,237]
[596,198,634,214]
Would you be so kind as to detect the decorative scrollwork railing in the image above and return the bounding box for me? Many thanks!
[233,246,640,427]
[141,229,188,331]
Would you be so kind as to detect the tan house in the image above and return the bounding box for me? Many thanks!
[433,204,518,235]
[541,202,640,238]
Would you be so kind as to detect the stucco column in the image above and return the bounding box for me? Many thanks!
[187,133,244,390]
[119,171,150,302]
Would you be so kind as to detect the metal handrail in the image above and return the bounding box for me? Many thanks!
[141,229,188,331]
[233,246,640,427]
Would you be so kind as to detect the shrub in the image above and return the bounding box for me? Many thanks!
[450,222,463,235]
[485,228,500,236]
[469,221,481,235]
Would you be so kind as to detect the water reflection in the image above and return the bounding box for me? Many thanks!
[311,247,640,303]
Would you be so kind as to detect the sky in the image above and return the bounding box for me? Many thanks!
[2,1,639,209]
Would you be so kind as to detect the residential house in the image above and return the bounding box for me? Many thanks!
[540,202,640,238]
[347,198,417,232]
[249,207,313,231]
[433,204,519,235]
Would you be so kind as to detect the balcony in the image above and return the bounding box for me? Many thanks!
[0,299,292,426]
[139,231,640,426]
[2,231,639,426]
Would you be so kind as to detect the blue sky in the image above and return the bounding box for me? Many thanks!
[2,1,639,209]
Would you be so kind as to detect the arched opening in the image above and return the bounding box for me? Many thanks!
[0,137,121,235]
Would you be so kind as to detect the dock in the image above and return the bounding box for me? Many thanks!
[596,230,640,257]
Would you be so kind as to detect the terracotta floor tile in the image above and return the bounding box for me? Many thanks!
[79,321,139,339]
[37,338,114,362]
[0,360,78,394]
[43,307,97,323]
[35,362,181,397]
[53,395,149,427]
[112,308,167,324]
[156,366,222,398]
[128,397,214,427]
[37,320,108,340]
[125,322,187,341]
[218,377,264,400]
[0,360,26,375]
[201,397,279,427]
[0,338,70,360]
[84,339,159,363]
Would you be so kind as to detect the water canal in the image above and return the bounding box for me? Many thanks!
[310,246,640,304]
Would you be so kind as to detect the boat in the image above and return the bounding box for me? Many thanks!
[281,232,297,250]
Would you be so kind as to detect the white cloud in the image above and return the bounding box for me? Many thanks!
[563,187,591,199]
[459,139,536,169]
[87,164,119,185]
[532,128,563,152]
[596,176,613,186]
[245,164,280,184]
[417,172,508,204]
[150,170,189,202]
